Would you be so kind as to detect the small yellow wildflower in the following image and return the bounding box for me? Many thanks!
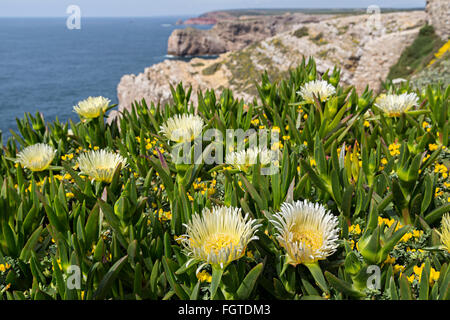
[428,144,439,151]
[349,224,361,235]
[388,143,400,156]
[197,270,212,283]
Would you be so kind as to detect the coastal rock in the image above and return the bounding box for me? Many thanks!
[168,28,227,56]
[167,13,331,56]
[426,0,450,40]
[118,11,427,113]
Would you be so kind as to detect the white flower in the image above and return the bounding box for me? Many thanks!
[77,149,127,183]
[374,93,418,117]
[180,206,261,270]
[160,114,204,143]
[271,200,340,266]
[73,96,111,119]
[225,146,275,172]
[298,80,336,103]
[16,143,56,172]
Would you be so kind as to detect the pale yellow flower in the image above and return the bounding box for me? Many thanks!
[374,93,418,117]
[298,80,336,103]
[272,200,340,266]
[160,114,204,143]
[180,206,260,270]
[73,96,111,119]
[77,149,126,183]
[16,143,56,172]
[225,146,275,172]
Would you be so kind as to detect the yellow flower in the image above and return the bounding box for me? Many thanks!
[271,126,280,133]
[413,263,424,279]
[349,239,355,250]
[393,264,405,274]
[196,270,212,283]
[73,96,111,119]
[428,144,439,151]
[225,146,275,172]
[271,200,340,266]
[0,263,11,273]
[401,232,413,243]
[349,224,361,235]
[16,143,56,172]
[160,114,204,143]
[384,255,395,264]
[375,93,418,117]
[180,206,260,269]
[363,120,370,128]
[298,80,336,103]
[388,143,400,156]
[66,192,75,198]
[77,149,127,183]
[429,267,440,285]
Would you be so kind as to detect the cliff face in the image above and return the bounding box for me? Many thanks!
[426,0,450,40]
[117,11,426,115]
[167,13,331,56]
[167,28,227,56]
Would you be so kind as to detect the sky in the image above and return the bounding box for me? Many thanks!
[0,0,426,17]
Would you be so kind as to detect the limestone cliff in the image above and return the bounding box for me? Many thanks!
[426,0,450,40]
[167,13,331,56]
[117,11,427,114]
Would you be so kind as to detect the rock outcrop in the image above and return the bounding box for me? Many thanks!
[167,13,331,56]
[117,11,427,114]
[426,0,450,40]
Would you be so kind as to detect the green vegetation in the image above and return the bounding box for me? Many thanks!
[0,57,448,300]
[201,62,223,75]
[293,26,309,38]
[310,32,328,46]
[191,62,205,68]
[388,25,445,80]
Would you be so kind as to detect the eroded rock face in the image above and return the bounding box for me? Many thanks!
[117,11,427,115]
[168,28,227,56]
[167,13,331,56]
[426,0,450,40]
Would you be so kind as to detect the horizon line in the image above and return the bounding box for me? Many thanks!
[0,6,426,18]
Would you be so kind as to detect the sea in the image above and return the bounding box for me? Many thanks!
[0,17,213,139]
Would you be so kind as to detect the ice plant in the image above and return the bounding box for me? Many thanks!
[77,149,127,183]
[438,214,450,253]
[374,93,418,117]
[73,96,111,119]
[180,206,260,271]
[160,114,204,143]
[298,80,336,103]
[16,143,56,172]
[271,200,340,266]
[225,146,275,172]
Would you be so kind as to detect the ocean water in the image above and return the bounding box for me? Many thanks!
[0,17,212,139]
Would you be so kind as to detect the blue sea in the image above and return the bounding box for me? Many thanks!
[0,17,212,139]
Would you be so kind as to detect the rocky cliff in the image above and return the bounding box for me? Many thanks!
[117,11,427,115]
[167,13,331,56]
[426,0,450,40]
